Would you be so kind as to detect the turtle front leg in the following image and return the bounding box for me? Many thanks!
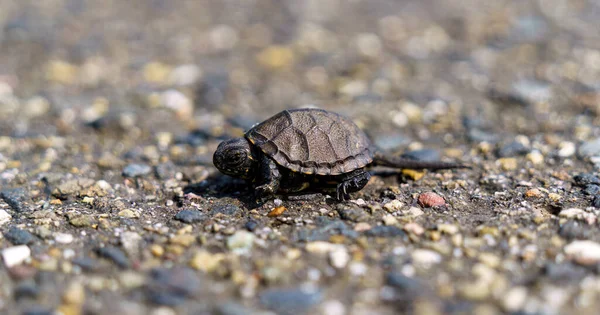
[336,170,371,201]
[254,156,281,202]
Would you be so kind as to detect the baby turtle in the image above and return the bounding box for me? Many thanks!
[213,108,467,201]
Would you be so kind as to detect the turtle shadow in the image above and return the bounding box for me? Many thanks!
[183,173,259,208]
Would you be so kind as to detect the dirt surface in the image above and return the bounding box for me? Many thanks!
[1,1,600,314]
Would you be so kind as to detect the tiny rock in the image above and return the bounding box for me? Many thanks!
[268,206,286,217]
[2,245,31,268]
[411,249,442,267]
[383,200,403,212]
[524,188,543,198]
[564,240,600,265]
[227,231,255,254]
[418,192,445,208]
[0,209,12,227]
[382,214,399,226]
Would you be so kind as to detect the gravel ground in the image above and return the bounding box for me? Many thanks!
[2,1,600,314]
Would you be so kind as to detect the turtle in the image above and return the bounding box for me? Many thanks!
[213,108,467,201]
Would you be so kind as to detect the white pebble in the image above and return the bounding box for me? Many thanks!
[329,247,350,269]
[557,141,576,157]
[564,240,600,265]
[169,64,202,86]
[0,210,11,227]
[383,200,403,212]
[320,300,346,315]
[55,233,74,244]
[411,249,442,267]
[502,286,528,312]
[2,245,31,268]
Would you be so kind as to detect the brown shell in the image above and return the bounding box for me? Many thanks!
[246,108,373,175]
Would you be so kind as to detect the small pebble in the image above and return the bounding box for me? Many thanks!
[174,209,207,223]
[259,287,322,315]
[578,137,600,158]
[0,209,11,226]
[418,192,445,208]
[364,226,405,237]
[524,188,543,198]
[4,227,36,245]
[268,206,286,217]
[227,231,255,254]
[564,240,600,265]
[122,164,152,178]
[146,267,201,306]
[383,200,404,212]
[1,188,28,212]
[189,250,225,273]
[497,141,529,157]
[557,141,576,157]
[502,286,528,312]
[497,157,518,171]
[404,223,425,235]
[210,204,241,216]
[573,173,600,186]
[411,249,442,267]
[437,223,459,235]
[329,248,350,269]
[526,151,544,165]
[405,207,424,217]
[96,246,130,269]
[382,215,399,226]
[55,233,74,244]
[2,245,31,268]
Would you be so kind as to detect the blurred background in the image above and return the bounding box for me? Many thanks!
[1,0,600,155]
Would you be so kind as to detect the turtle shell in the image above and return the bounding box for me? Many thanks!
[245,108,373,175]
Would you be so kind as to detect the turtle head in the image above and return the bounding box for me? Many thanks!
[213,137,258,180]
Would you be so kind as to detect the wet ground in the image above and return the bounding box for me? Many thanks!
[2,0,600,314]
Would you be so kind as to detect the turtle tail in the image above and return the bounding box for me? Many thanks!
[372,152,470,170]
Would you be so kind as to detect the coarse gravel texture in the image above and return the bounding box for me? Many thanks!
[1,0,600,314]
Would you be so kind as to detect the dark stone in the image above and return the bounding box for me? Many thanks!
[373,133,411,151]
[96,246,130,269]
[385,272,424,305]
[593,195,600,208]
[4,227,35,245]
[174,209,207,223]
[543,262,587,284]
[195,72,230,108]
[497,141,529,157]
[573,173,600,187]
[210,204,240,216]
[401,149,440,162]
[584,184,600,195]
[259,287,322,315]
[293,217,358,242]
[364,226,405,238]
[213,302,252,315]
[122,163,152,178]
[336,205,368,222]
[175,129,212,146]
[558,220,592,240]
[22,307,54,315]
[0,188,28,212]
[146,267,201,306]
[155,162,177,180]
[244,219,258,232]
[72,256,100,272]
[14,281,39,300]
[466,128,499,143]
